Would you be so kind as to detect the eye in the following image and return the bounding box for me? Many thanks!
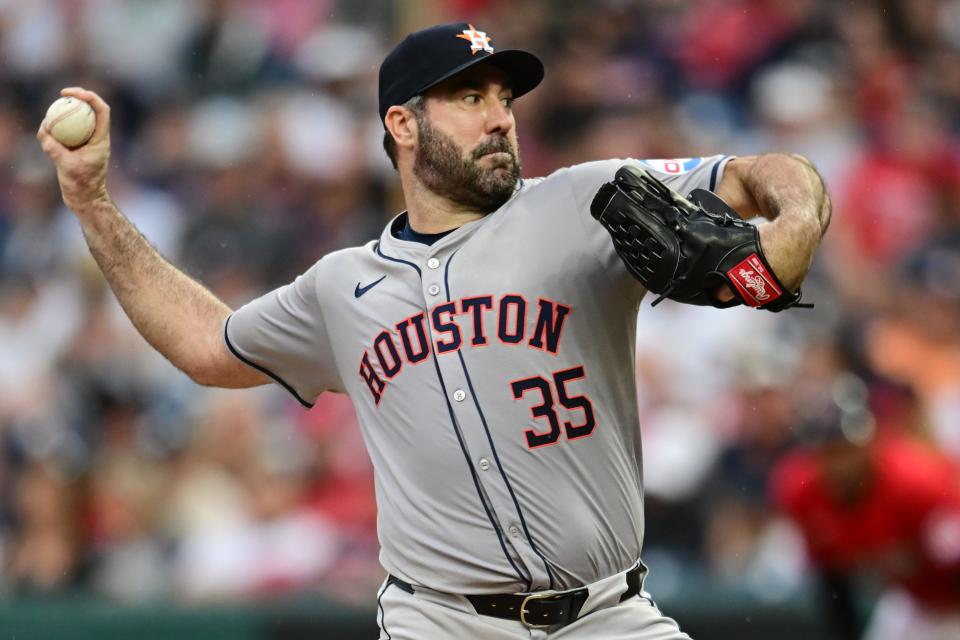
[501,97,514,109]
[463,94,481,105]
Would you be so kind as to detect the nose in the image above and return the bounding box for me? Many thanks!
[485,100,513,136]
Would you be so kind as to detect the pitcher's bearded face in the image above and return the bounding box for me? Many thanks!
[413,113,521,213]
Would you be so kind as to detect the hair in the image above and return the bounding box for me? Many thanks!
[383,95,426,170]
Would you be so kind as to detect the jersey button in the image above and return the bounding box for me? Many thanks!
[427,257,440,269]
[478,458,490,471]
[428,284,440,296]
[453,389,466,402]
[508,525,520,538]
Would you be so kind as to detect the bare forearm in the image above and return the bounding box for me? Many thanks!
[77,196,231,381]
[39,87,264,389]
[742,154,831,290]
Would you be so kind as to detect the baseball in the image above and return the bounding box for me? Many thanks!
[44,96,96,149]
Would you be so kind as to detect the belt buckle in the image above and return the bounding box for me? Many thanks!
[519,592,557,629]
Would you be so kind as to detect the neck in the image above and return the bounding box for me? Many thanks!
[401,172,486,234]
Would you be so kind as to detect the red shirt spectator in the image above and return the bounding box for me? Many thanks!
[772,435,960,611]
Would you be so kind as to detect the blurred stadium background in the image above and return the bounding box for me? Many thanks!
[1,0,960,638]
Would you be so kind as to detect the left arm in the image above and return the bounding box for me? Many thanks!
[716,154,832,291]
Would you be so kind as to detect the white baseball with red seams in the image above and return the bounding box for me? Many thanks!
[44,97,96,148]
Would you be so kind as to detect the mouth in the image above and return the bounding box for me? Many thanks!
[480,151,512,162]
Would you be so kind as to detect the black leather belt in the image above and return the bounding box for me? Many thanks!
[388,564,642,629]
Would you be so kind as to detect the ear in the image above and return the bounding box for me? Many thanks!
[385,105,418,155]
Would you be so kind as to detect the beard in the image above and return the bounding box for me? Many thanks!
[413,116,521,213]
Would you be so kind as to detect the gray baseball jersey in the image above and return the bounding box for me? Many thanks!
[225,155,731,595]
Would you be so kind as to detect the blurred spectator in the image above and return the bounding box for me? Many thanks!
[863,262,960,459]
[671,0,816,94]
[83,391,169,603]
[163,390,342,602]
[772,380,960,640]
[5,462,82,596]
[832,104,960,292]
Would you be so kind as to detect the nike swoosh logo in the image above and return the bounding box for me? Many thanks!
[354,275,386,298]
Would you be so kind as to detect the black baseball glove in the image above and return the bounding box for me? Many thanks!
[590,165,809,311]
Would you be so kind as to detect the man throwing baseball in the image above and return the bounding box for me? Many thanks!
[39,22,831,640]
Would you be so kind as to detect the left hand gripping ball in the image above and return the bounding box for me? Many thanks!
[44,97,96,149]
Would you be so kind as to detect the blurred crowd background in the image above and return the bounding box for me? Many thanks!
[1,0,960,637]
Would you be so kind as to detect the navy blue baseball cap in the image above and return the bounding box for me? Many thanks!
[378,22,544,125]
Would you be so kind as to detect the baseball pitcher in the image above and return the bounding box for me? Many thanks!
[38,22,831,640]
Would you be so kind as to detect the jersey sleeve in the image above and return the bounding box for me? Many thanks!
[565,155,732,288]
[224,258,342,406]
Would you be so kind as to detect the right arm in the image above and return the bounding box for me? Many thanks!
[38,87,267,389]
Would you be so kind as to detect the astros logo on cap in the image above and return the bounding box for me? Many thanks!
[456,24,494,55]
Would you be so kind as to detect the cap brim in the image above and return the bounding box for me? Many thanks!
[416,49,544,100]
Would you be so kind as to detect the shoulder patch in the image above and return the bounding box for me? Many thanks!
[639,158,704,175]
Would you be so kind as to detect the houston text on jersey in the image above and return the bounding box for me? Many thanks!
[359,295,572,404]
